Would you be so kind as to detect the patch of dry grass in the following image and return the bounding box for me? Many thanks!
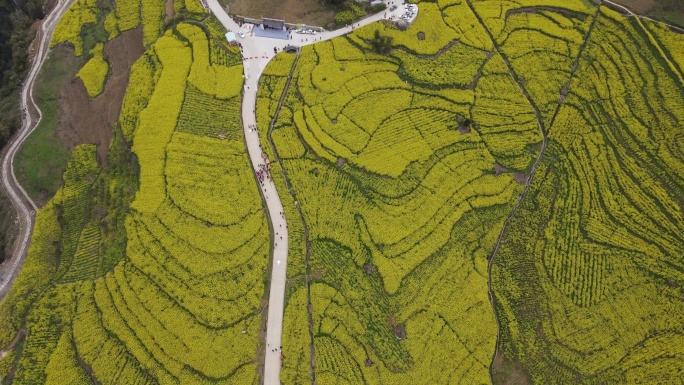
[221,0,335,27]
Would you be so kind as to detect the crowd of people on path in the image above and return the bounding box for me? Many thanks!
[257,160,272,185]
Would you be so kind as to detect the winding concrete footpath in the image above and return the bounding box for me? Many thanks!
[205,1,409,383]
[0,0,77,301]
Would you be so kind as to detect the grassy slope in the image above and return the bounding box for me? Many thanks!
[647,0,684,28]
[220,0,335,27]
[14,46,78,206]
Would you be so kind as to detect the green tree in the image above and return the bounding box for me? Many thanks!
[371,29,393,55]
[0,0,44,263]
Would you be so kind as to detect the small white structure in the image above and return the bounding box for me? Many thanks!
[225,31,237,45]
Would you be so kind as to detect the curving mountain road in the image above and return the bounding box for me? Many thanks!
[0,0,76,301]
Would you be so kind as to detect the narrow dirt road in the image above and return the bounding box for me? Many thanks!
[205,1,408,383]
[0,0,77,301]
[603,0,684,33]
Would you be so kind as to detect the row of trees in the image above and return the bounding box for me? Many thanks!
[0,0,44,148]
[0,0,45,263]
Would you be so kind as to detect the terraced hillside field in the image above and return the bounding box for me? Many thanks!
[256,0,684,384]
[0,0,269,382]
[491,6,684,384]
[255,2,545,381]
[1,0,683,383]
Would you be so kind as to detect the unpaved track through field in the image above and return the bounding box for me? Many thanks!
[0,0,77,301]
[205,1,408,383]
[604,0,684,32]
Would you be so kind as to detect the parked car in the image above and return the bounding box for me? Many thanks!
[389,5,397,11]
[237,30,245,38]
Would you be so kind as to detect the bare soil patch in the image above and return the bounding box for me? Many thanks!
[612,0,657,14]
[57,27,144,161]
[310,267,324,280]
[336,157,346,168]
[393,323,406,340]
[222,0,334,27]
[165,0,175,23]
[386,315,407,340]
[27,20,45,70]
[493,164,507,175]
[514,173,529,185]
[492,350,533,385]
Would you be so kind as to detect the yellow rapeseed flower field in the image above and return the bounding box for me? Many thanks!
[255,5,537,378]
[3,0,684,383]
[3,18,267,384]
[76,43,109,97]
